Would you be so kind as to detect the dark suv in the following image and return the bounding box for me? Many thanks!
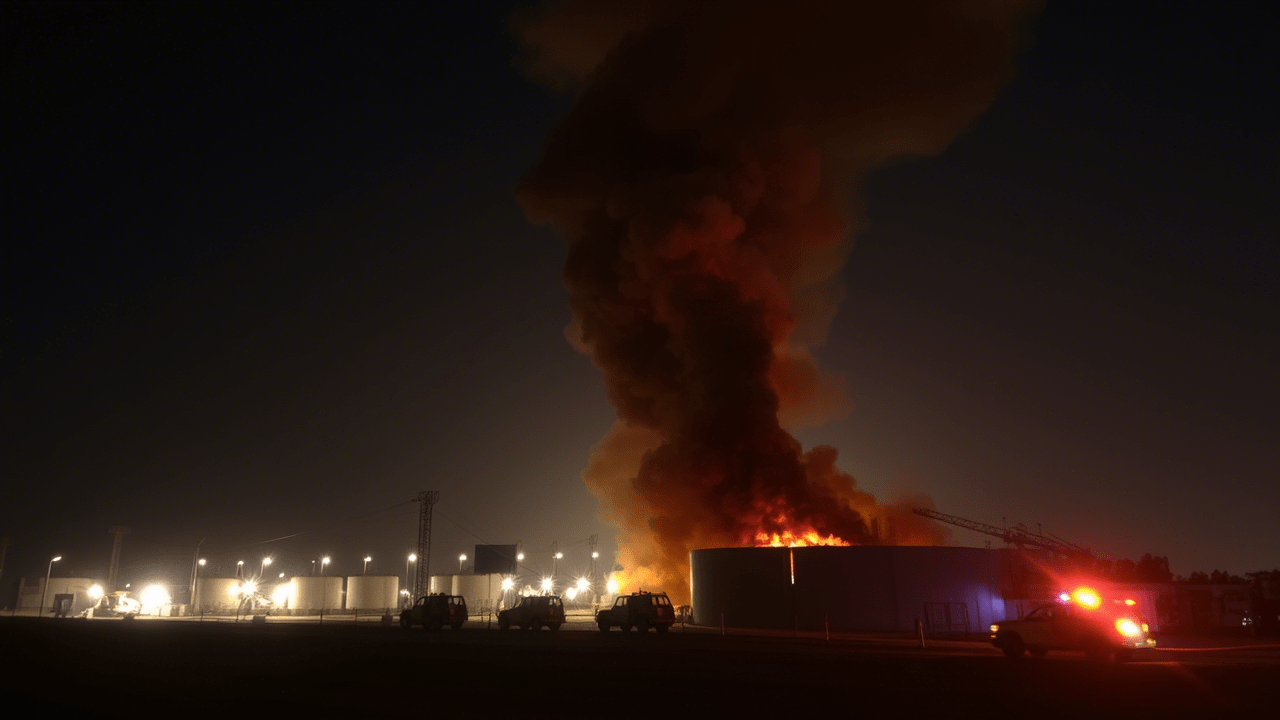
[596,591,675,634]
[400,594,468,631]
[498,595,565,631]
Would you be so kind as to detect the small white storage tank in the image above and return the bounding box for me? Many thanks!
[292,576,343,610]
[346,576,398,610]
[428,575,457,595]
[193,578,242,612]
[455,573,503,614]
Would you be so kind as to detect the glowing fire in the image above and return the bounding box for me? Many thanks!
[754,529,850,548]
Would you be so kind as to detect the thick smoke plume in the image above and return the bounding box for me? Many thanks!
[518,0,1039,602]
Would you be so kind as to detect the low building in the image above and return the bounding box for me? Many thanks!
[17,577,97,615]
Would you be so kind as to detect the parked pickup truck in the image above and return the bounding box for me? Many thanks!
[596,591,675,634]
[400,594,467,631]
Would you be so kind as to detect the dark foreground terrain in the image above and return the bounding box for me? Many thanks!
[2,618,1276,718]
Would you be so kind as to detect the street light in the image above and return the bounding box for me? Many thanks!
[189,538,205,609]
[321,556,330,576]
[458,554,467,573]
[406,553,417,598]
[517,552,524,562]
[553,552,563,580]
[261,557,272,577]
[192,557,206,610]
[591,551,600,600]
[236,560,244,578]
[363,556,372,574]
[39,556,62,617]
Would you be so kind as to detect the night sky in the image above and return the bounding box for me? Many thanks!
[4,1,1275,598]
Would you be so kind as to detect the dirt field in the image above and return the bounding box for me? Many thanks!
[2,617,1276,718]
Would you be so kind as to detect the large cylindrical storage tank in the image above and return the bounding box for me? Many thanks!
[454,573,501,614]
[292,576,343,610]
[428,575,457,595]
[346,576,398,610]
[691,546,1020,634]
[193,578,241,612]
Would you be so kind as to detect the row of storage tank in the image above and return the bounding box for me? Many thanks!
[193,576,400,612]
[194,573,526,612]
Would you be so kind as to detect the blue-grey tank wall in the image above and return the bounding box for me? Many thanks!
[691,546,1020,633]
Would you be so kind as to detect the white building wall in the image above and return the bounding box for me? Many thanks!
[17,578,97,614]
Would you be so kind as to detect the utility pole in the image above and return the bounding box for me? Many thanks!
[188,537,205,608]
[413,491,440,600]
[107,526,130,591]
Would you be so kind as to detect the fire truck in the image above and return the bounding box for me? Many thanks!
[991,587,1156,661]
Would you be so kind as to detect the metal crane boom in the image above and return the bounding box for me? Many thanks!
[911,508,1093,561]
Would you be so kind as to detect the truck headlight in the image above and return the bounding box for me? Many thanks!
[1115,618,1143,638]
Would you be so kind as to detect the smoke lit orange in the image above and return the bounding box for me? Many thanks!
[519,0,1038,604]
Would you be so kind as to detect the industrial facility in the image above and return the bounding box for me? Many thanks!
[7,500,1269,635]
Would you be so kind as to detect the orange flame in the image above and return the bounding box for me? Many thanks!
[754,529,850,548]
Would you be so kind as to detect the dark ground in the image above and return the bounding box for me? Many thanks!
[2,618,1276,718]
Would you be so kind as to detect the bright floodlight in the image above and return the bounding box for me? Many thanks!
[554,552,563,559]
[88,584,104,599]
[606,578,619,594]
[322,556,330,564]
[408,553,417,562]
[241,580,258,597]
[517,552,524,561]
[501,578,514,592]
[540,577,553,593]
[263,557,272,567]
[139,585,170,608]
[1072,587,1102,609]
[198,558,206,567]
[592,551,599,559]
[1115,618,1143,638]
[279,573,285,578]
[565,587,578,601]
[576,577,589,592]
[271,584,290,606]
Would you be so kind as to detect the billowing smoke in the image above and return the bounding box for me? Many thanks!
[518,0,1039,601]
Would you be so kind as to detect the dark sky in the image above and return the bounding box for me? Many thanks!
[4,1,1275,597]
